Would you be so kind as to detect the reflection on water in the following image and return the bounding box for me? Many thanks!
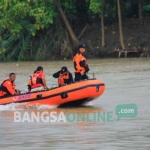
[0,58,150,149]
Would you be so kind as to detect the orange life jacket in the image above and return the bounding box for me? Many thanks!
[73,53,89,73]
[28,72,43,89]
[0,79,16,97]
[58,72,69,86]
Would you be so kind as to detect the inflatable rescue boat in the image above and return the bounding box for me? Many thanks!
[0,79,105,107]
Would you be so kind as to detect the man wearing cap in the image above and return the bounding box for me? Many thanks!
[27,66,49,92]
[73,44,89,82]
[53,66,73,86]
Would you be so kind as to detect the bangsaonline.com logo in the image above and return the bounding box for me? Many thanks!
[14,104,137,123]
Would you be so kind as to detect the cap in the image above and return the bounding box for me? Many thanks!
[37,66,43,71]
[61,66,67,73]
[78,44,86,49]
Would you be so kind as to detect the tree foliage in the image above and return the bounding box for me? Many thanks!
[0,0,150,61]
[143,4,150,11]
[0,0,56,35]
[89,0,102,14]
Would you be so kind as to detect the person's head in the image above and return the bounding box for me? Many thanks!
[78,44,86,54]
[61,66,68,74]
[36,66,43,72]
[9,73,16,82]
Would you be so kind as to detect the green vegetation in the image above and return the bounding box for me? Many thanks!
[0,0,150,61]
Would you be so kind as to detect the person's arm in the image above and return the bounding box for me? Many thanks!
[53,71,61,78]
[28,85,31,92]
[15,89,20,95]
[41,77,48,89]
[3,81,16,95]
[27,78,32,92]
[39,72,48,90]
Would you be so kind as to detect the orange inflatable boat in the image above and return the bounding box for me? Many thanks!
[0,79,105,107]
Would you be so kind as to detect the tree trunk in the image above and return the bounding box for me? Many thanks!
[120,0,125,20]
[100,0,105,47]
[138,0,142,21]
[117,0,125,49]
[56,0,79,46]
[78,23,89,39]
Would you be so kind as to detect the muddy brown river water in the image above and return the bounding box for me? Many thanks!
[0,58,150,150]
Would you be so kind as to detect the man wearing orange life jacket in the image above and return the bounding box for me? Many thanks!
[73,44,89,82]
[0,73,20,98]
[53,66,73,86]
[27,66,48,92]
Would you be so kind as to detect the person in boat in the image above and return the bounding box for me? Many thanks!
[53,66,73,86]
[0,73,20,98]
[27,66,49,92]
[73,44,89,82]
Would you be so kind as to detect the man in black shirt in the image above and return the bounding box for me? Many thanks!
[53,66,73,86]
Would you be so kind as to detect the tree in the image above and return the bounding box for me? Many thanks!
[89,0,105,47]
[0,0,56,61]
[138,0,142,20]
[56,0,79,46]
[100,0,105,47]
[0,0,56,35]
[143,4,150,11]
[117,0,125,49]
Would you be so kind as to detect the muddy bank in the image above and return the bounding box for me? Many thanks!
[78,18,150,58]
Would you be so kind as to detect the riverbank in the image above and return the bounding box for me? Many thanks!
[1,18,150,62]
[78,18,150,58]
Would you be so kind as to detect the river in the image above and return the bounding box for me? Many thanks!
[0,58,150,150]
